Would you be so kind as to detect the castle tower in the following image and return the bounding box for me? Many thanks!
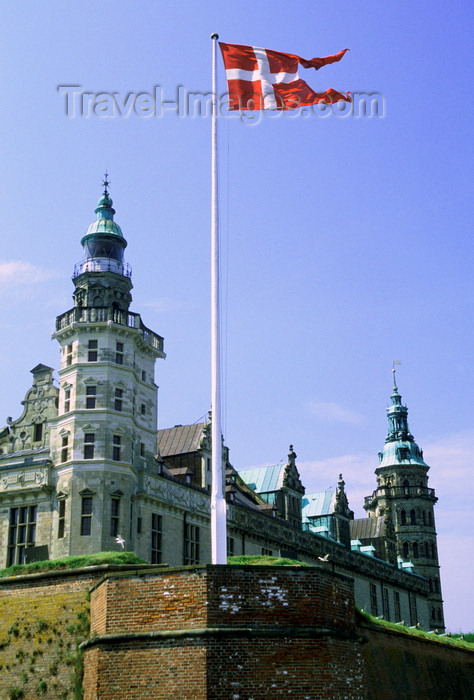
[50,180,165,558]
[364,373,445,631]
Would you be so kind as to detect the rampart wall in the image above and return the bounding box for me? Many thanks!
[0,564,473,699]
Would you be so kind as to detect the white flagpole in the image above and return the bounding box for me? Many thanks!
[210,32,227,565]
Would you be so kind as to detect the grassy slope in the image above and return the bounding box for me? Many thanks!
[0,551,146,579]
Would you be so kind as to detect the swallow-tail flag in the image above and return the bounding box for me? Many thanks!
[219,42,351,110]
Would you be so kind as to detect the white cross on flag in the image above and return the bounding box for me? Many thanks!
[219,42,350,111]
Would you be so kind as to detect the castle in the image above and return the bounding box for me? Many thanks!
[0,184,444,631]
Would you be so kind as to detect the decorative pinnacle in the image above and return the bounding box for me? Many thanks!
[392,360,402,390]
[102,171,110,195]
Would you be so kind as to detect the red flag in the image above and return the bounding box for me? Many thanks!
[219,42,350,111]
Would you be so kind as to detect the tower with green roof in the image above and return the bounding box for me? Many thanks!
[364,373,444,630]
[50,180,165,558]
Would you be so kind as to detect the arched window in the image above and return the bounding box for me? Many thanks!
[400,510,406,525]
[413,542,419,558]
[402,542,409,558]
[403,479,410,488]
[410,509,416,525]
[428,511,433,526]
[422,511,426,525]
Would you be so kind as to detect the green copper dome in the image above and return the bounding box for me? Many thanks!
[81,191,126,247]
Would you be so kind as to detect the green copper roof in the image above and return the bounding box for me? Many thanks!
[379,378,428,467]
[302,491,336,519]
[81,190,126,247]
[238,464,285,493]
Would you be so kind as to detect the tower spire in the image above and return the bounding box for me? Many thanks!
[102,170,110,194]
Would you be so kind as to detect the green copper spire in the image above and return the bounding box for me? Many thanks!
[377,371,427,467]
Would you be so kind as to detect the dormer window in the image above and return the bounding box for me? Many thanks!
[397,447,409,461]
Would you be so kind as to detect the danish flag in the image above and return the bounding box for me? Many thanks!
[219,42,351,111]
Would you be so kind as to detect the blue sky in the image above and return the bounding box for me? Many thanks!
[0,1,472,631]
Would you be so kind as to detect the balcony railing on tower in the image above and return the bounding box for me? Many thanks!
[73,258,132,279]
[364,485,436,508]
[55,306,164,353]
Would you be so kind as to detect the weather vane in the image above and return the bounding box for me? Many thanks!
[102,171,110,194]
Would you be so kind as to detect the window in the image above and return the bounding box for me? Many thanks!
[151,513,162,564]
[431,543,435,559]
[184,522,200,565]
[84,433,95,459]
[400,509,406,526]
[422,511,426,525]
[86,385,97,409]
[58,499,66,539]
[110,497,120,537]
[81,497,92,536]
[397,447,409,460]
[402,542,409,558]
[413,542,419,558]
[262,547,273,556]
[64,388,71,413]
[115,341,124,365]
[112,435,121,461]
[410,509,416,525]
[382,587,390,620]
[227,536,235,555]
[141,370,146,381]
[114,388,123,411]
[137,516,142,534]
[66,343,73,366]
[33,423,43,442]
[7,505,37,566]
[61,435,69,463]
[88,339,98,362]
[393,591,401,622]
[140,442,145,457]
[140,403,146,415]
[370,583,378,616]
[409,594,418,626]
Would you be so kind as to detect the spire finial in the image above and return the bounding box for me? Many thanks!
[102,171,110,195]
[392,360,402,390]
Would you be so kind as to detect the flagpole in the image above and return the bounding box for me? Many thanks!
[210,32,227,565]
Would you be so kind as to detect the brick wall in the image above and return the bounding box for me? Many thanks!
[83,565,368,699]
[1,564,472,699]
